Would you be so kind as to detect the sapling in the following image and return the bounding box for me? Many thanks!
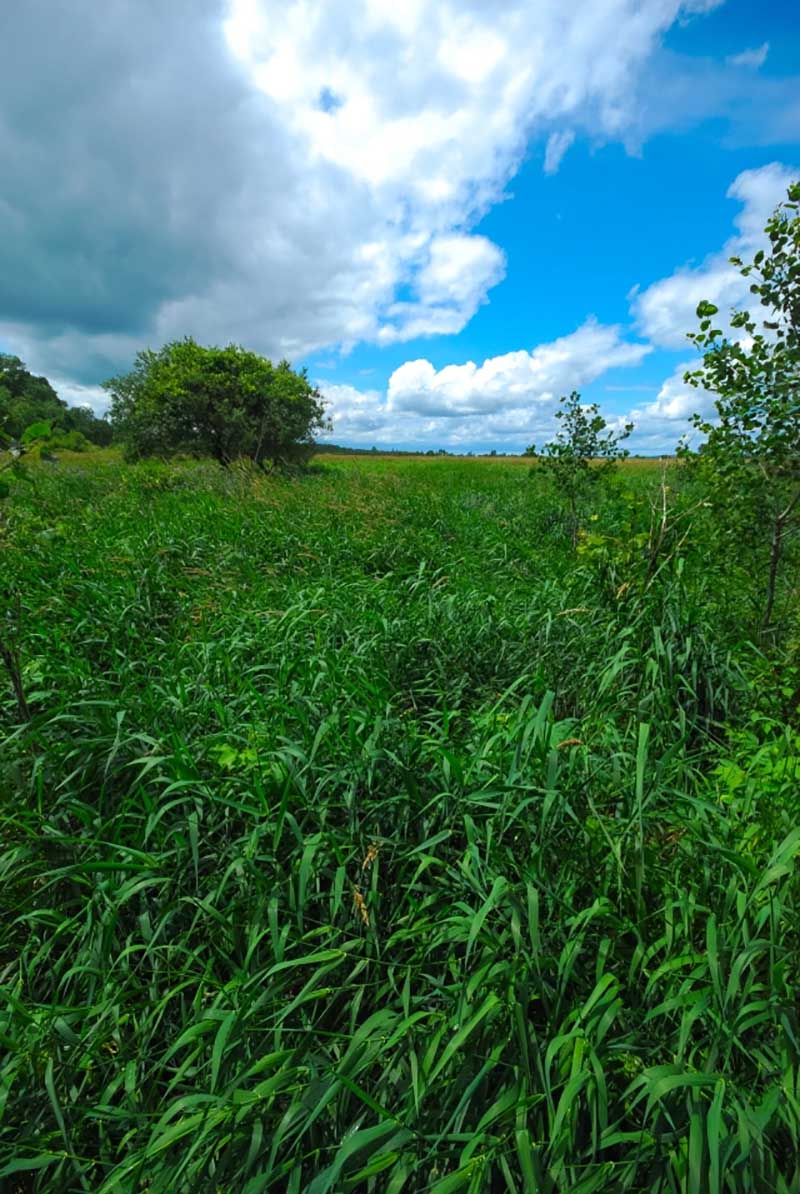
[683,181,800,634]
[526,390,633,545]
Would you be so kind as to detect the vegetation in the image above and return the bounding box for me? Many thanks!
[683,182,800,634]
[1,446,798,1192]
[525,391,633,545]
[106,339,329,469]
[0,187,798,1192]
[0,355,113,448]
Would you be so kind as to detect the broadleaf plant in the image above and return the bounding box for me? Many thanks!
[683,180,800,634]
[526,390,633,544]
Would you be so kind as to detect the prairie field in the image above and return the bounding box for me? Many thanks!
[1,451,799,1192]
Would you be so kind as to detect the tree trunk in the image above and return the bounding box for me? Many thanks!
[0,634,30,721]
[762,486,800,635]
[762,514,783,633]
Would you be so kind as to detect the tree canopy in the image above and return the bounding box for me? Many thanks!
[0,354,113,447]
[105,339,329,468]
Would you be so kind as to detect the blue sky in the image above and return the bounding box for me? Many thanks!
[1,0,798,452]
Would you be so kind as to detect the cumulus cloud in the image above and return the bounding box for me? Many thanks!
[616,361,717,452]
[321,350,716,454]
[316,319,650,449]
[319,158,800,453]
[0,0,751,391]
[388,320,650,417]
[378,235,507,344]
[632,161,798,349]
[727,43,769,69]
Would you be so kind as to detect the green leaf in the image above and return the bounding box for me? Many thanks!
[21,420,52,443]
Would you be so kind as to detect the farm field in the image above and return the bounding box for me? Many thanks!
[1,450,799,1191]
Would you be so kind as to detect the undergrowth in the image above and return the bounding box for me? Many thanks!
[1,453,798,1191]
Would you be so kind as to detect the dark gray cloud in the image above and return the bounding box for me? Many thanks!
[1,2,250,335]
[0,0,381,382]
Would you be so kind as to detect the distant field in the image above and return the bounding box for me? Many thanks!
[1,452,798,1191]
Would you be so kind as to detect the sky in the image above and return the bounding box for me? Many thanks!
[1,0,798,453]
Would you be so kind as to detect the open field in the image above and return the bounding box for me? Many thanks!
[1,452,799,1191]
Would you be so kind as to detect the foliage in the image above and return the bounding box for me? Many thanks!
[683,181,800,632]
[526,391,633,543]
[1,452,798,1191]
[0,354,112,446]
[0,417,53,498]
[105,338,329,468]
[0,419,56,720]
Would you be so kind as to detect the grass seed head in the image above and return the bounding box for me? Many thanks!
[353,885,370,927]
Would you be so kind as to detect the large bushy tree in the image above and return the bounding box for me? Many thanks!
[683,181,800,632]
[105,339,329,468]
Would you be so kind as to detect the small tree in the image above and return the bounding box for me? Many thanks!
[526,391,633,544]
[683,181,800,633]
[105,339,329,468]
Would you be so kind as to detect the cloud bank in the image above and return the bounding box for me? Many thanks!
[0,0,734,390]
[1,1,795,450]
[320,162,797,453]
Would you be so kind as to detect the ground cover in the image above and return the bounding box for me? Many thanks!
[1,451,798,1191]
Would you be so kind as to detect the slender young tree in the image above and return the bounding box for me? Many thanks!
[526,391,633,544]
[683,181,800,633]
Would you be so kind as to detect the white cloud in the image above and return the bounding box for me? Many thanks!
[50,379,109,415]
[726,43,769,69]
[388,320,650,417]
[1,0,742,388]
[320,383,388,437]
[544,130,575,174]
[320,353,718,454]
[318,160,800,453]
[378,235,506,344]
[618,361,717,451]
[679,0,725,10]
[632,161,798,349]
[318,319,650,449]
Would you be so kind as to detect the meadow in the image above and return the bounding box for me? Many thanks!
[1,451,799,1192]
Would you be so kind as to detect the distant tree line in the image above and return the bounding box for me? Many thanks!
[0,354,113,448]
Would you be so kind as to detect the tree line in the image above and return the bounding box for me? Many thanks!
[0,355,113,449]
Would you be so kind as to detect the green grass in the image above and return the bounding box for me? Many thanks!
[1,452,799,1191]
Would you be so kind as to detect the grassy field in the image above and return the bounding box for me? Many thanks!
[1,451,799,1191]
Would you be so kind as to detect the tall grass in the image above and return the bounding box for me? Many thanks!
[1,453,798,1191]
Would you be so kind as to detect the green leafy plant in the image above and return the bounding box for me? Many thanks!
[0,354,113,446]
[683,181,800,634]
[0,419,54,720]
[526,390,633,544]
[1,452,798,1191]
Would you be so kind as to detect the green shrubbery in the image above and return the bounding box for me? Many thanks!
[105,339,329,469]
